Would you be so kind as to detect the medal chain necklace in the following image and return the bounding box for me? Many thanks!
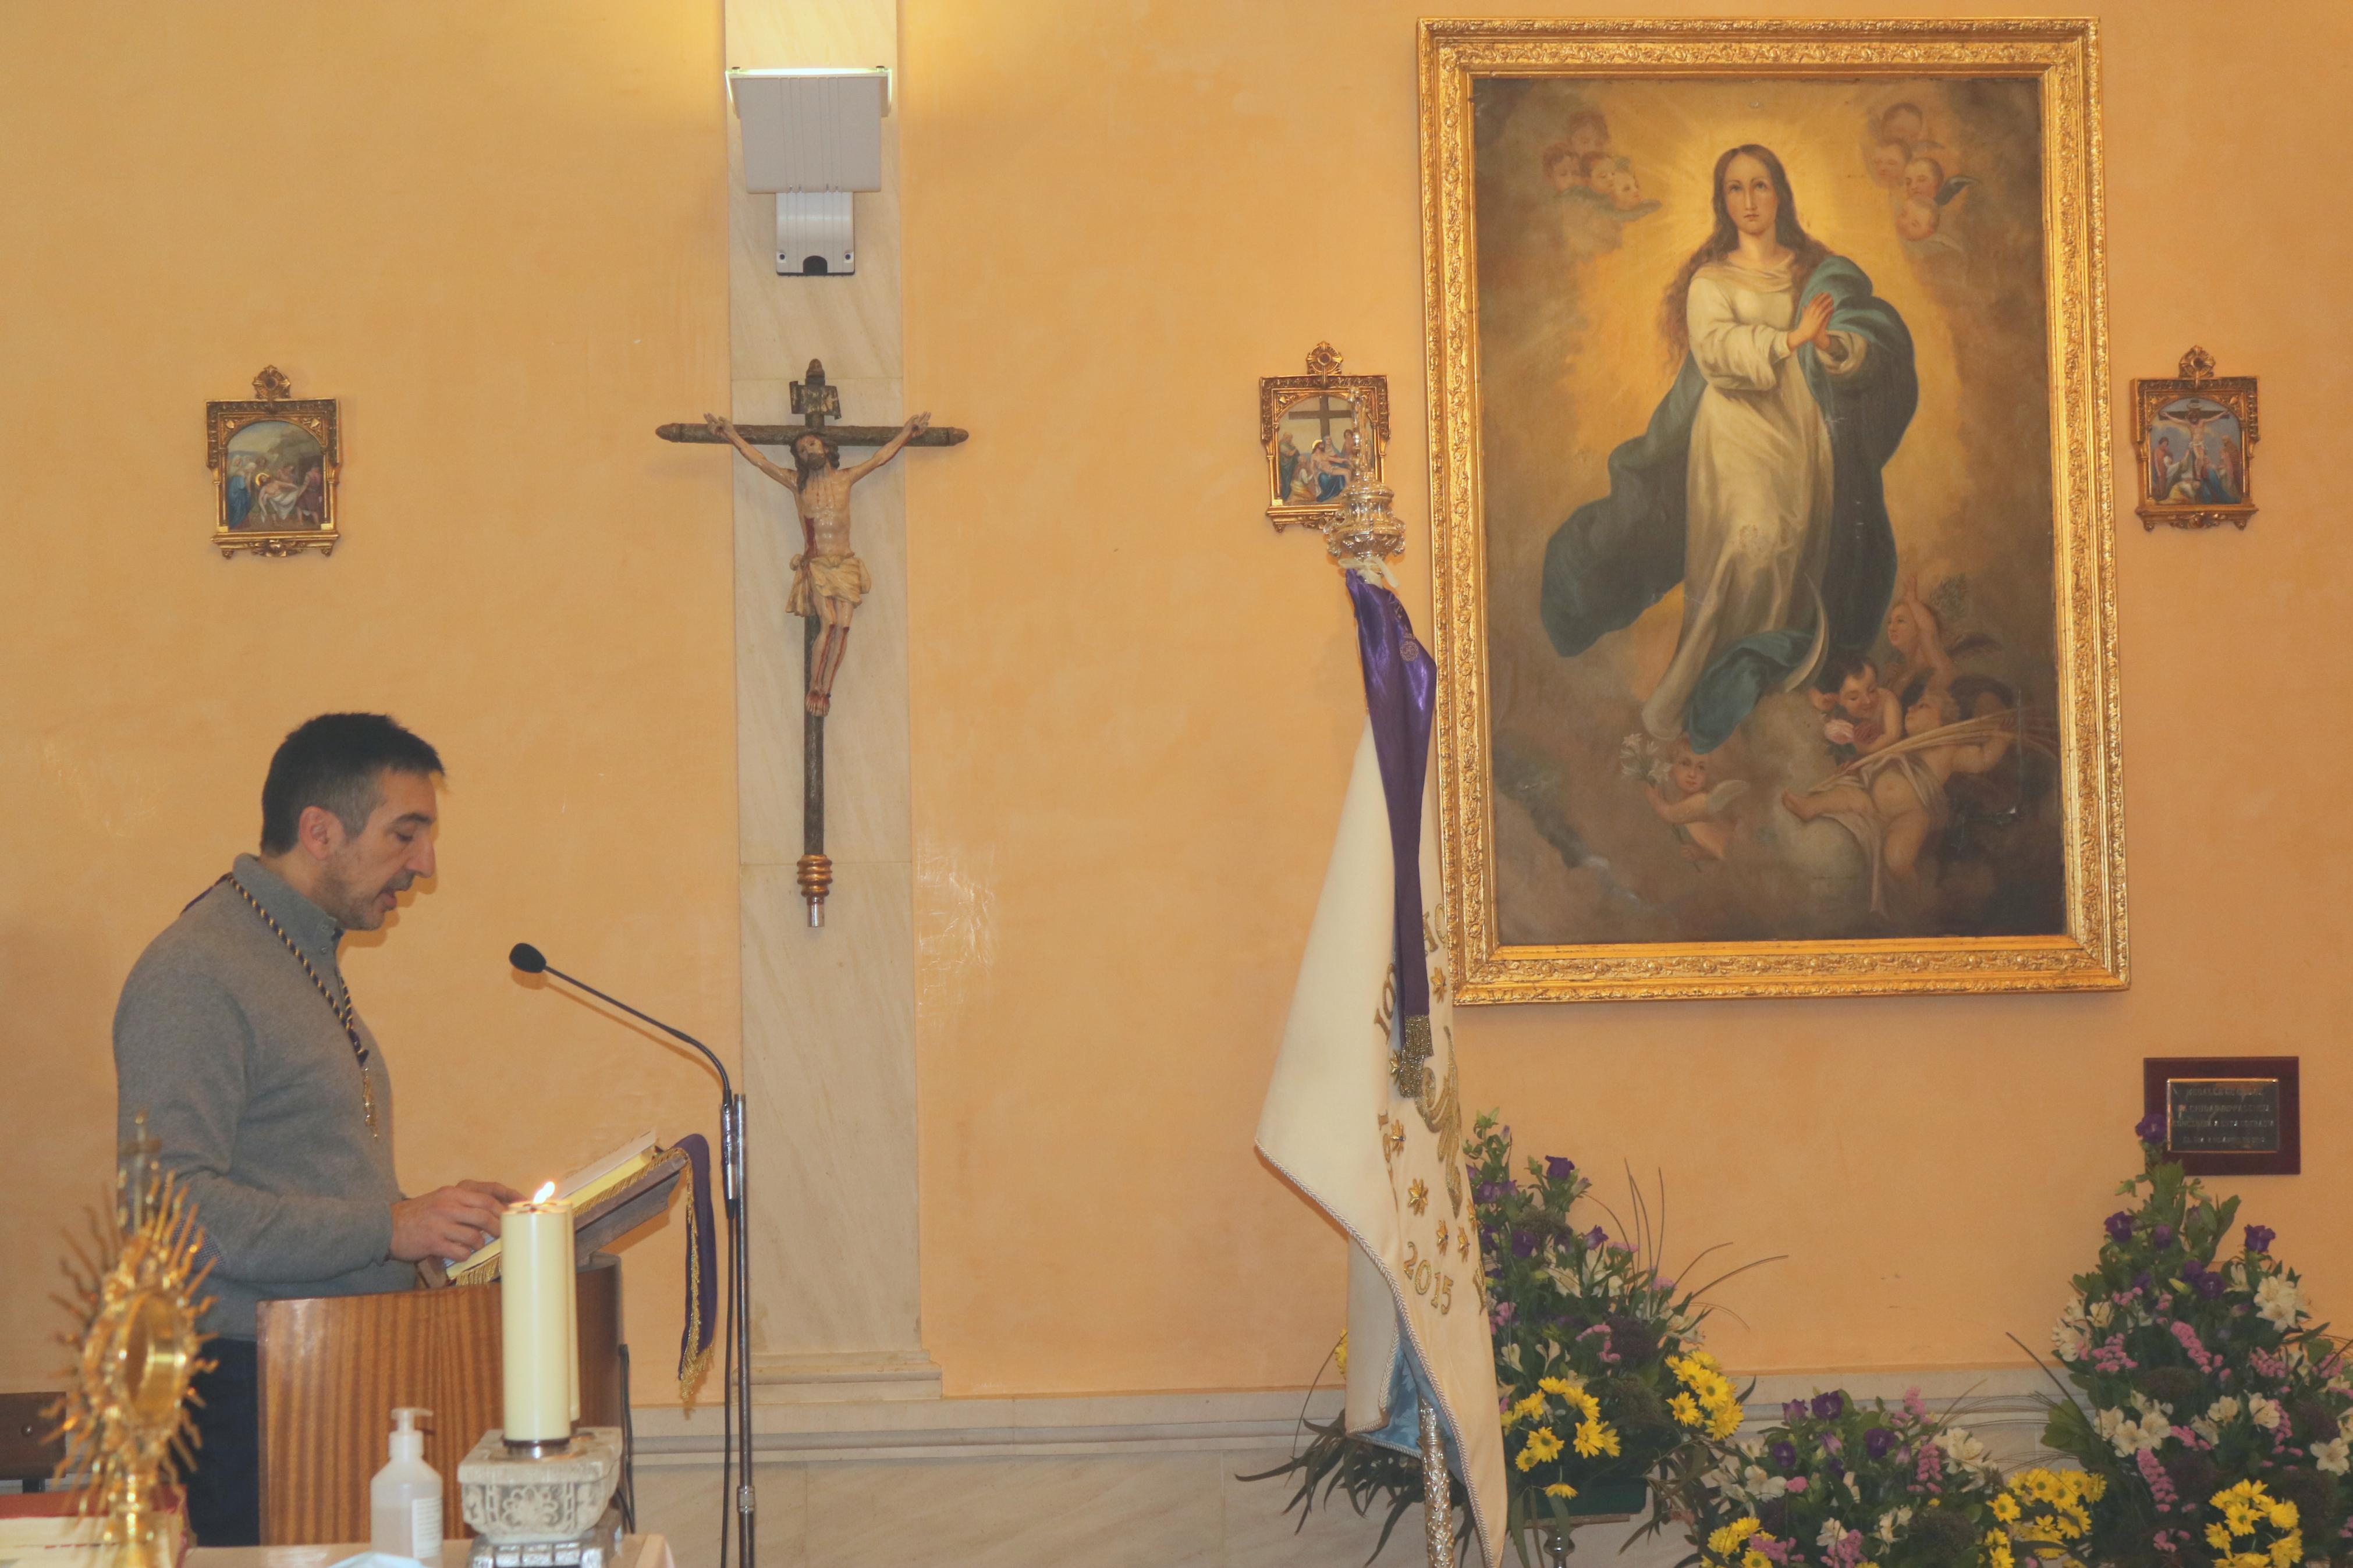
[222,874,379,1137]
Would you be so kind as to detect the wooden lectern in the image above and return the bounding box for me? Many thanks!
[255,1258,620,1546]
[254,1147,688,1545]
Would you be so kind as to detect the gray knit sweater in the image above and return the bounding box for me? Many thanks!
[113,854,414,1338]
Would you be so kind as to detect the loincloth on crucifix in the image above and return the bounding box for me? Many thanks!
[786,551,871,625]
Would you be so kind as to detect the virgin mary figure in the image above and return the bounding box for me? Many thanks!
[1538,144,1917,753]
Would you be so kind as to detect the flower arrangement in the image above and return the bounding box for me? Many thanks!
[2036,1116,2352,1568]
[1244,1111,1765,1565]
[1467,1114,1762,1560]
[1683,1389,2008,1568]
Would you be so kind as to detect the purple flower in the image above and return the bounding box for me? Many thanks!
[1511,1231,1537,1257]
[1475,1183,1507,1204]
[1811,1392,1846,1420]
[1784,1400,1811,1423]
[2152,1224,2175,1249]
[2105,1211,2136,1243]
[2191,1268,2225,1300]
[2136,1111,2168,1144]
[1864,1427,1896,1459]
[2246,1225,2276,1254]
[1822,1433,1843,1457]
[1545,1155,1575,1181]
[1769,1441,1798,1471]
[1825,1458,1846,1482]
[1585,1226,1608,1248]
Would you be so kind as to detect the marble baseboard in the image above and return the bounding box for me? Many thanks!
[627,1373,2064,1568]
[751,1349,945,1405]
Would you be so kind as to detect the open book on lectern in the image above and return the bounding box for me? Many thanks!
[441,1130,689,1287]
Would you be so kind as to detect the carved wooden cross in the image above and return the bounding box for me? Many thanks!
[659,359,968,927]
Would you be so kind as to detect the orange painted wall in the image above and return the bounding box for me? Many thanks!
[0,4,734,1390]
[900,1,2353,1394]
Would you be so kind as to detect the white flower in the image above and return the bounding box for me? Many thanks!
[2208,1396,2243,1425]
[2338,1407,2353,1443]
[2096,1405,2168,1456]
[2089,1300,2114,1329]
[1819,1520,1851,1550]
[2258,1276,2305,1328]
[2251,1396,2284,1431]
[2192,1420,2221,1444]
[2053,1302,2093,1361]
[1876,1509,1914,1545]
[2313,1438,2351,1475]
[1937,1428,1991,1471]
[1741,1466,1790,1501]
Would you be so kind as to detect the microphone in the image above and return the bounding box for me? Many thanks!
[506,942,731,1110]
[509,940,755,1568]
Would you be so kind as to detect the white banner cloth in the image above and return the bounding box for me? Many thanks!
[1256,721,1504,1564]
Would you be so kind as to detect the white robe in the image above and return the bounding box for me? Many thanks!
[1641,260,1868,743]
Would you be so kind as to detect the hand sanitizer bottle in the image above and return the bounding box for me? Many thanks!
[370,1407,443,1563]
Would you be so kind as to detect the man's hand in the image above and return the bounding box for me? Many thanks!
[904,411,932,438]
[390,1182,524,1265]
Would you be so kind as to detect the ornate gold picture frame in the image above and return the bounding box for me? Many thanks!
[2132,346,2256,531]
[1260,342,1390,533]
[207,366,340,558]
[1419,20,2125,1002]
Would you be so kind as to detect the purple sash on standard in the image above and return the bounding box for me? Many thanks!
[672,1132,719,1400]
[1343,571,1438,1080]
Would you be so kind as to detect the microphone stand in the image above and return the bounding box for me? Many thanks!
[519,957,755,1568]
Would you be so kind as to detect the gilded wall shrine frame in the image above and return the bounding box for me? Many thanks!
[2131,346,2257,531]
[1261,342,1392,533]
[208,365,341,558]
[1419,19,2126,1002]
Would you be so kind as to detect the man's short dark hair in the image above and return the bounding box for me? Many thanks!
[260,713,444,855]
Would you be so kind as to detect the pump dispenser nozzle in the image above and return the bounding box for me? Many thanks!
[373,1407,443,1561]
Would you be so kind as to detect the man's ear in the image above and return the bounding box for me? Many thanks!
[296,803,348,862]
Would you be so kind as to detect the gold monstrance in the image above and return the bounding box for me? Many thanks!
[51,1115,216,1568]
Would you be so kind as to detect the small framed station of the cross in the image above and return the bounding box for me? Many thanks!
[1260,342,1390,534]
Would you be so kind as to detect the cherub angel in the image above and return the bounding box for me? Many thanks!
[706,410,929,715]
[1621,733,1747,863]
[1881,573,1999,703]
[1781,688,2021,915]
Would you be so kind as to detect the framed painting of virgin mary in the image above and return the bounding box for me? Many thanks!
[1419,20,2126,1001]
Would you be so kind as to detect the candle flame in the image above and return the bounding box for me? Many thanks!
[533,1181,556,1203]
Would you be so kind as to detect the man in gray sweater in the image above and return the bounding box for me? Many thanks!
[115,713,521,1546]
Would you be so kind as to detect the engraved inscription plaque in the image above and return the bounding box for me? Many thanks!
[2142,1057,2300,1176]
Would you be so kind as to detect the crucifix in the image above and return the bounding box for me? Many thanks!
[659,359,968,925]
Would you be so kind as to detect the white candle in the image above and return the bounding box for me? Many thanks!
[499,1184,574,1444]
